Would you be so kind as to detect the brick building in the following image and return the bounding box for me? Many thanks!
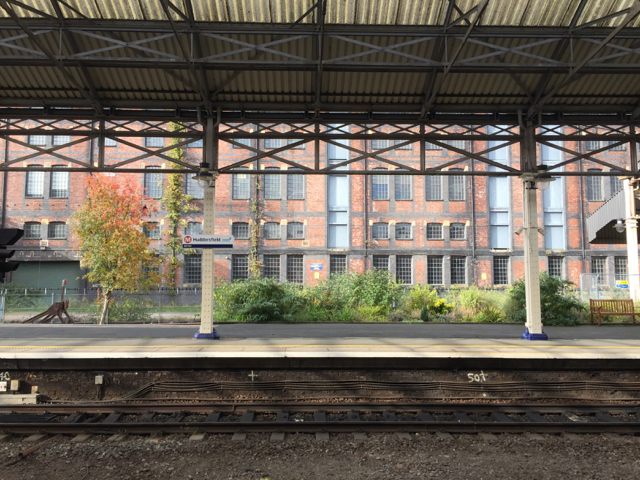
[0,123,632,291]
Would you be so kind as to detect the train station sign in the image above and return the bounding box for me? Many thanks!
[182,235,234,249]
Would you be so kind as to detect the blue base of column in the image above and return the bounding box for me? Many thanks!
[193,329,220,340]
[521,328,548,341]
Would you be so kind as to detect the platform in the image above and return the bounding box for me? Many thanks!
[1,323,640,370]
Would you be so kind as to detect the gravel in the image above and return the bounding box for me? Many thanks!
[1,432,639,480]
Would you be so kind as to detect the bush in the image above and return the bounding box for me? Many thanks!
[420,306,429,322]
[403,284,454,317]
[109,297,152,323]
[2,283,45,310]
[507,272,585,326]
[472,306,504,323]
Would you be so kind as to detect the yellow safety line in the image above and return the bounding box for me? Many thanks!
[1,344,640,349]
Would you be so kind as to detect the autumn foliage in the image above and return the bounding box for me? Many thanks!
[72,175,164,324]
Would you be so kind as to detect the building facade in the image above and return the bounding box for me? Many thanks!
[0,123,632,291]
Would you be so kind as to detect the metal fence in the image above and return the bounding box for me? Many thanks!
[0,287,202,324]
[579,273,639,302]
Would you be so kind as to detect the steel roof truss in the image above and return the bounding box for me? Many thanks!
[106,137,198,169]
[220,138,314,171]
[1,134,96,168]
[537,139,633,174]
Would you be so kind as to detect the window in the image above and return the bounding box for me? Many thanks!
[184,222,202,236]
[372,222,389,240]
[373,255,389,271]
[450,223,465,240]
[232,167,251,200]
[370,139,388,150]
[394,139,412,150]
[47,222,67,239]
[185,174,204,200]
[287,255,304,284]
[548,257,563,278]
[585,140,600,151]
[451,256,466,284]
[488,130,511,249]
[396,256,412,284]
[50,168,69,198]
[426,223,443,240]
[28,135,47,146]
[263,222,281,240]
[24,222,41,239]
[490,212,510,249]
[425,141,442,150]
[288,137,305,149]
[232,255,249,281]
[609,141,626,151]
[447,139,466,150]
[449,169,466,201]
[395,174,411,200]
[25,167,44,198]
[330,255,347,277]
[105,137,117,147]
[144,222,161,239]
[427,256,443,284]
[591,257,606,285]
[264,167,281,200]
[493,257,509,285]
[234,138,251,149]
[263,138,281,149]
[610,173,623,195]
[287,222,304,239]
[262,255,280,279]
[586,169,603,201]
[615,256,628,282]
[232,222,249,239]
[425,175,443,200]
[183,254,202,284]
[287,168,304,199]
[142,262,161,278]
[144,166,163,199]
[371,168,389,200]
[395,223,412,240]
[145,137,164,147]
[53,135,71,146]
[190,138,203,148]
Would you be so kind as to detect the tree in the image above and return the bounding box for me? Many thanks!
[72,175,164,324]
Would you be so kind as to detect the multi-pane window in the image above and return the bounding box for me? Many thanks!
[548,257,563,278]
[28,135,47,146]
[232,167,251,200]
[24,222,41,239]
[47,222,67,239]
[183,254,202,284]
[427,256,443,285]
[144,166,163,199]
[450,223,465,240]
[449,169,466,200]
[426,223,443,240]
[232,222,249,239]
[330,255,347,277]
[395,174,411,200]
[586,169,603,201]
[396,255,412,284]
[145,137,164,147]
[184,222,202,236]
[263,222,281,239]
[493,257,509,285]
[373,255,389,271]
[104,137,117,147]
[425,175,443,200]
[394,139,412,150]
[371,222,389,239]
[262,254,280,279]
[371,168,389,200]
[190,138,203,148]
[609,141,626,151]
[185,174,204,200]
[287,255,304,284]
[395,223,412,240]
[50,168,69,198]
[144,222,161,239]
[585,140,600,151]
[25,167,44,198]
[447,139,467,150]
[615,256,628,282]
[264,167,281,200]
[425,141,442,150]
[287,168,304,199]
[451,256,466,284]
[591,256,606,285]
[610,173,623,195]
[53,135,71,146]
[232,255,249,281]
[287,222,304,239]
[370,139,388,150]
[263,138,281,149]
[234,138,251,149]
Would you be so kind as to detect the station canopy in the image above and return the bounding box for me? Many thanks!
[1,0,640,123]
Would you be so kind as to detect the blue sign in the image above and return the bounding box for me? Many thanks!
[310,263,323,271]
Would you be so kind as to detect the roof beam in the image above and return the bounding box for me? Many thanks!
[314,0,326,113]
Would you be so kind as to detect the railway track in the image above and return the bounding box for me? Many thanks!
[1,402,640,436]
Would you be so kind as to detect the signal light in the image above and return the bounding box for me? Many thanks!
[0,228,23,282]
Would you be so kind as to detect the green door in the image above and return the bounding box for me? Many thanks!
[11,262,82,289]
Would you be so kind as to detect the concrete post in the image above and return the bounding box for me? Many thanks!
[624,178,640,302]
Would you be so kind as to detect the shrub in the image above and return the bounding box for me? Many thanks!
[420,306,429,322]
[2,283,45,310]
[109,297,152,323]
[355,305,386,322]
[472,306,504,323]
[403,284,454,317]
[507,272,585,326]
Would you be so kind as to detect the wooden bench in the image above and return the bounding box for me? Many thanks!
[589,299,639,325]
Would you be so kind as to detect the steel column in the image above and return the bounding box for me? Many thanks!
[624,178,640,302]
